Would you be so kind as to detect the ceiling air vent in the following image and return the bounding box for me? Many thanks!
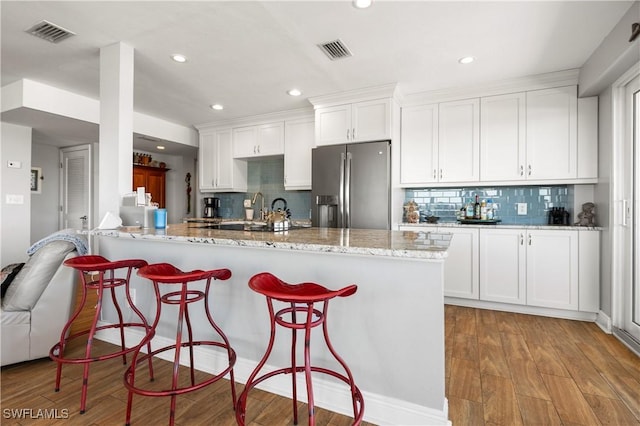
[318,39,353,61]
[25,20,75,43]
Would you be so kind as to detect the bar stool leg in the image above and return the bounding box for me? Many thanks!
[110,283,128,365]
[303,303,316,426]
[290,302,299,424]
[184,305,196,386]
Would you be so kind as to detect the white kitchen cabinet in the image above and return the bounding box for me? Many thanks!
[526,229,579,311]
[479,228,526,305]
[480,92,526,181]
[315,98,391,146]
[577,96,598,180]
[526,86,577,180]
[398,225,478,300]
[440,226,479,299]
[233,122,284,158]
[199,128,247,192]
[400,99,479,185]
[400,104,438,184]
[284,117,314,190]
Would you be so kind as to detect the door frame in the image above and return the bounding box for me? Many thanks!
[59,144,92,230]
[611,61,640,354]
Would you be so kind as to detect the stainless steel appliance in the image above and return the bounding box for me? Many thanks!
[311,141,390,229]
[203,197,220,218]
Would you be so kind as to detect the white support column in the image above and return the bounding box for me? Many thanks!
[99,42,134,220]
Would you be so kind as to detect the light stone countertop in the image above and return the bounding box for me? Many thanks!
[92,223,451,260]
[399,222,603,231]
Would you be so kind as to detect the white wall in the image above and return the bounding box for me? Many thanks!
[1,123,32,265]
[30,143,60,242]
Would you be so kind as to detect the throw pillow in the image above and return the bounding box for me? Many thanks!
[0,263,25,298]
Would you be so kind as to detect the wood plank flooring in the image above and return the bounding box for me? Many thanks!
[3,305,639,425]
[446,305,640,426]
[1,338,373,426]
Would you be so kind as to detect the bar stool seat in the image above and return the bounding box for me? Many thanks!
[49,255,152,414]
[124,263,237,426]
[236,272,364,426]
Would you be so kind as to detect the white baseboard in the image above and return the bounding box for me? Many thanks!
[96,323,449,425]
[595,310,612,333]
[444,297,598,322]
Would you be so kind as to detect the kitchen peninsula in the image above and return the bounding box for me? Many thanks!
[92,224,451,425]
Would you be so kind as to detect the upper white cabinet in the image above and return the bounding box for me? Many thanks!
[315,98,391,146]
[400,99,479,184]
[526,86,577,180]
[400,104,438,184]
[233,121,284,158]
[199,128,247,192]
[284,117,314,190]
[438,98,480,182]
[480,92,526,181]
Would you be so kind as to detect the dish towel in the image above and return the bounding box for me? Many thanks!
[26,229,89,256]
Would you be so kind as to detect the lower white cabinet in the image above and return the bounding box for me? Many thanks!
[480,228,526,305]
[400,225,599,314]
[480,228,581,311]
[399,225,478,300]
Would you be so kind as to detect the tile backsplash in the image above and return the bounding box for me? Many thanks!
[209,158,312,220]
[404,185,573,225]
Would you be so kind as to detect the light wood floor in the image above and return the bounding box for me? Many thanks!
[3,306,639,425]
[1,338,373,425]
[446,305,640,425]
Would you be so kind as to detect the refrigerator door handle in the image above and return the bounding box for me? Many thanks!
[339,152,346,227]
[345,151,352,228]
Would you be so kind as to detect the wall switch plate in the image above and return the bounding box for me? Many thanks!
[243,199,252,208]
[517,203,528,215]
[6,194,24,204]
[7,161,21,168]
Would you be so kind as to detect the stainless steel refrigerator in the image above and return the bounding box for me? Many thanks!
[311,140,391,229]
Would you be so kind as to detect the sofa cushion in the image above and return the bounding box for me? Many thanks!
[0,263,25,298]
[2,241,75,311]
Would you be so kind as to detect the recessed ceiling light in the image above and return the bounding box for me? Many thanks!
[171,54,187,63]
[458,56,475,64]
[210,104,224,110]
[287,88,302,97]
[353,0,372,9]
[157,145,165,150]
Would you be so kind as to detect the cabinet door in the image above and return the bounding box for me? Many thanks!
[577,97,598,180]
[526,86,577,180]
[315,104,351,146]
[440,227,479,299]
[400,104,438,184]
[352,98,391,142]
[480,93,526,181]
[146,169,166,208]
[256,122,284,156]
[132,167,146,191]
[199,131,216,191]
[479,228,526,305]
[526,230,578,310]
[232,126,257,158]
[216,129,234,189]
[284,117,314,190]
[438,98,480,182]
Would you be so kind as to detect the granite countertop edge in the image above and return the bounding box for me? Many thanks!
[90,226,450,260]
[399,222,603,231]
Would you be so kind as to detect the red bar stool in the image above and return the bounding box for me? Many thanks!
[49,255,152,414]
[124,263,237,426]
[236,272,364,426]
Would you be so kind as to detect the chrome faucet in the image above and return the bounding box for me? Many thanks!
[252,192,265,221]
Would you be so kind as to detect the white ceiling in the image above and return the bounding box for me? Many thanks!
[0,1,634,155]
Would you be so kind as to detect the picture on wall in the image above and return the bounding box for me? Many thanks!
[30,167,42,194]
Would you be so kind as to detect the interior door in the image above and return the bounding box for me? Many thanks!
[59,145,91,230]
[629,74,640,342]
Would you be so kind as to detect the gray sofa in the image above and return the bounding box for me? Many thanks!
[1,239,83,366]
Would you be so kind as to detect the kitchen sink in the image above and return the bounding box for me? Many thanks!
[188,221,306,232]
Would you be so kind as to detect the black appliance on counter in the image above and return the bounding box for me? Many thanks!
[203,197,220,218]
[548,207,570,225]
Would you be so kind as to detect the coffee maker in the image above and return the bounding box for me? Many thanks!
[203,197,220,218]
